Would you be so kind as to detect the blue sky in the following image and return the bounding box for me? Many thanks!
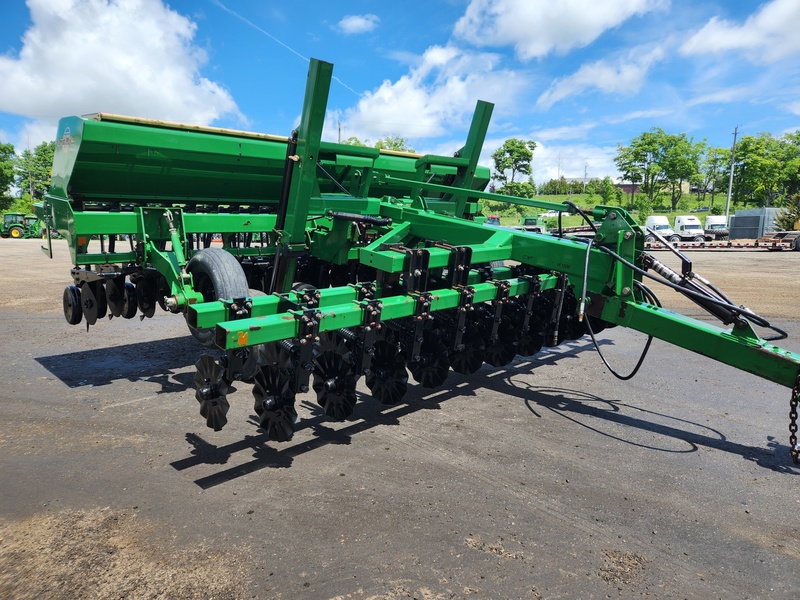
[1,0,799,185]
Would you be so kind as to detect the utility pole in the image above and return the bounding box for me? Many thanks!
[338,121,341,143]
[724,126,738,225]
[583,164,587,193]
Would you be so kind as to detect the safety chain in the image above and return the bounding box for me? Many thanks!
[790,371,799,464]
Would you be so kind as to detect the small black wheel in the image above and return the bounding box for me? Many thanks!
[668,235,681,243]
[121,282,137,319]
[186,248,249,347]
[644,234,655,243]
[63,285,83,325]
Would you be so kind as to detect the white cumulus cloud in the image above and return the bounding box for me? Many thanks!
[0,0,241,140]
[341,45,528,143]
[680,0,800,63]
[536,46,665,109]
[335,14,380,35]
[454,0,667,60]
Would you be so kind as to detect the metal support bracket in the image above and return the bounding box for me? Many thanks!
[404,247,430,293]
[358,299,383,375]
[435,242,473,287]
[410,291,433,361]
[490,280,511,341]
[518,275,541,334]
[453,285,475,350]
[547,273,569,346]
[292,307,320,394]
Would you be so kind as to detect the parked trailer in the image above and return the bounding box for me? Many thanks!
[35,59,800,462]
[645,239,798,251]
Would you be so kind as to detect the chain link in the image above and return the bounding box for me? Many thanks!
[790,371,799,465]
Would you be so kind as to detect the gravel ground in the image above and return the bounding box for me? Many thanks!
[1,238,799,599]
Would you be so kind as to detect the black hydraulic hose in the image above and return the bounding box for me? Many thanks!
[585,279,657,381]
[328,212,392,226]
[579,234,655,380]
[594,243,788,341]
[562,200,598,233]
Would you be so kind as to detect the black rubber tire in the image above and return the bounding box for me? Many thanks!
[186,248,249,347]
[9,226,24,239]
[668,235,681,243]
[693,235,705,242]
[63,285,82,325]
[644,234,655,243]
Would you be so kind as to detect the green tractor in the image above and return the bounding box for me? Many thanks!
[0,212,44,239]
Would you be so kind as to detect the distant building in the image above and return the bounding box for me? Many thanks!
[616,183,641,195]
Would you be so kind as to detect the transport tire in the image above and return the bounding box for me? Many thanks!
[186,248,249,348]
[668,235,681,243]
[644,234,655,243]
[9,226,24,239]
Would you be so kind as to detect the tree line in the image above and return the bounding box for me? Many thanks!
[0,140,56,212]
[488,129,800,217]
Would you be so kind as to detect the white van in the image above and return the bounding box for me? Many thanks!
[673,215,706,241]
[644,216,675,241]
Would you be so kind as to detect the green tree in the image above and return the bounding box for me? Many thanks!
[661,133,702,210]
[502,179,536,199]
[341,136,367,147]
[776,131,800,199]
[342,135,414,153]
[732,134,782,208]
[615,128,704,210]
[614,128,664,207]
[374,135,414,152]
[775,193,800,230]
[698,146,729,206]
[15,140,55,201]
[0,142,15,212]
[598,176,616,204]
[491,138,537,193]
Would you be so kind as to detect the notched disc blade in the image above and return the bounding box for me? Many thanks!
[253,364,297,442]
[449,326,485,375]
[408,327,450,388]
[312,350,357,420]
[194,355,230,431]
[366,340,408,405]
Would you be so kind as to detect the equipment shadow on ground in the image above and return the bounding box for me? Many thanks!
[35,336,205,389]
[170,338,799,487]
